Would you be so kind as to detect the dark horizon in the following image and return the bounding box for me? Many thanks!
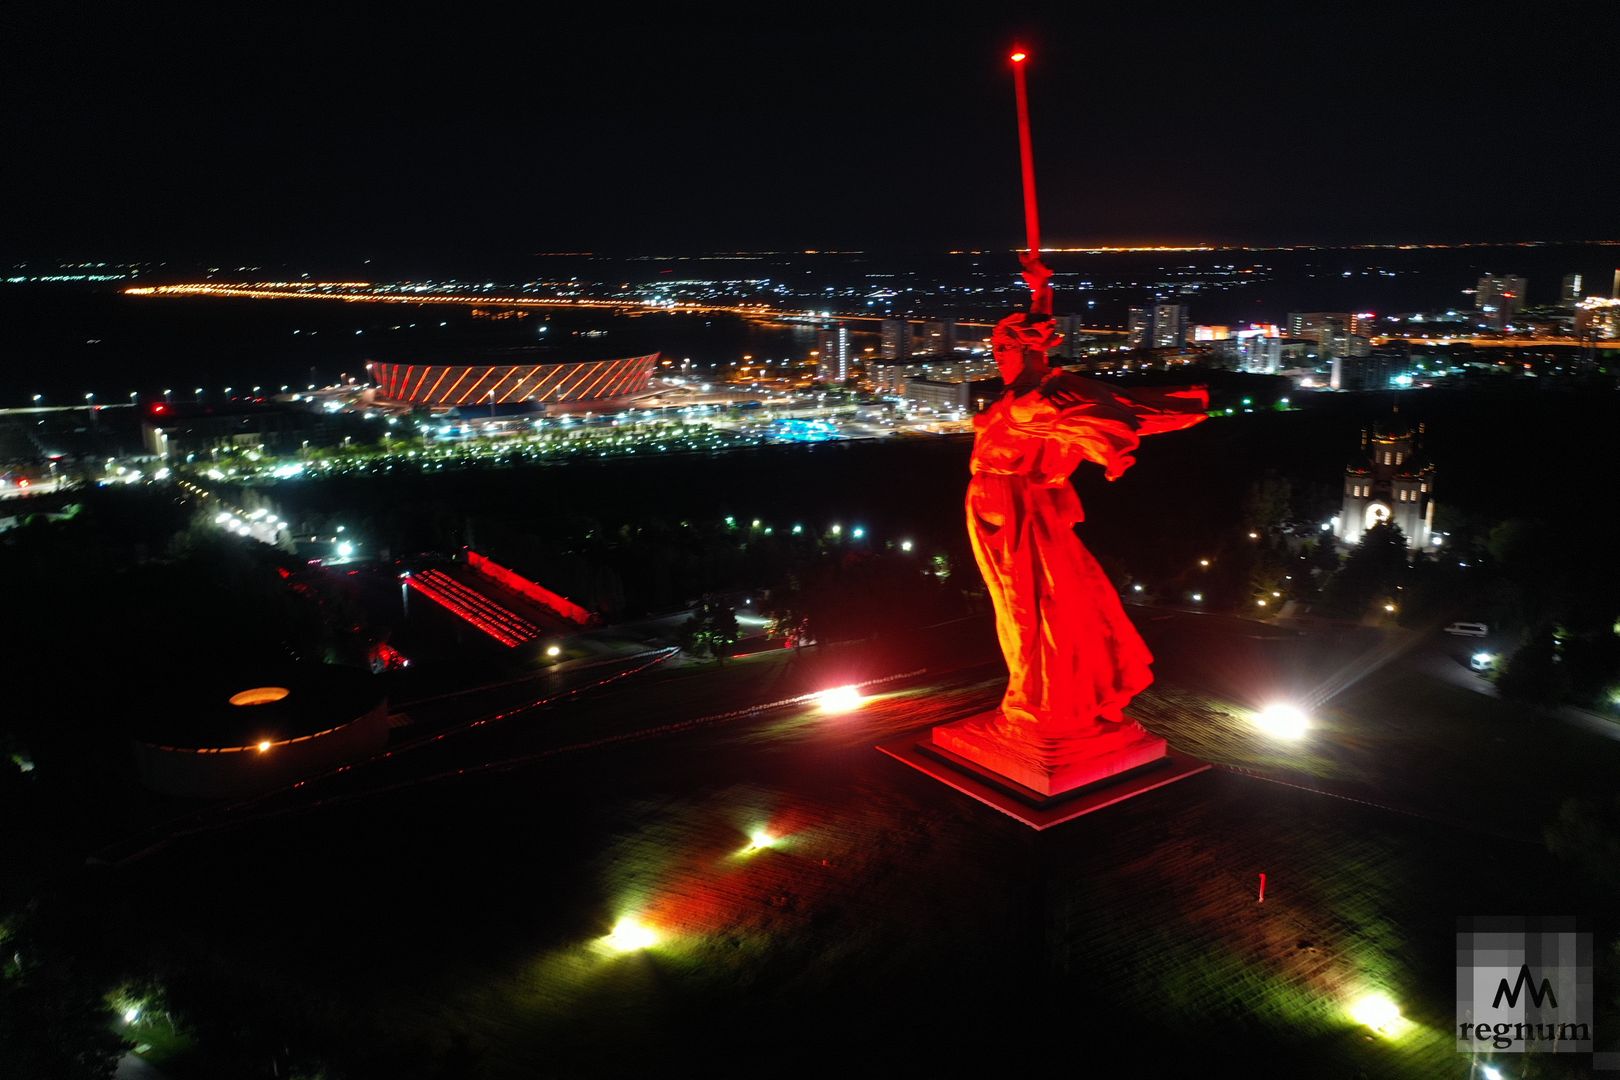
[4,7,1617,261]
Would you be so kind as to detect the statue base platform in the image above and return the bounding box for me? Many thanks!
[876,712,1210,830]
[930,711,1170,796]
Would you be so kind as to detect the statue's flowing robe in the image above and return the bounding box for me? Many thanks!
[967,374,1207,730]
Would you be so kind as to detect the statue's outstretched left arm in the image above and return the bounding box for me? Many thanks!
[1039,373,1209,480]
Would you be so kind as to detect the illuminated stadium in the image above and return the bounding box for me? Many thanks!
[372,353,660,409]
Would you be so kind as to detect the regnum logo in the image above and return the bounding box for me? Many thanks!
[1457,917,1593,1056]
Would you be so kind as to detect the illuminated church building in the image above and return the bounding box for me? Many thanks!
[1335,425,1437,550]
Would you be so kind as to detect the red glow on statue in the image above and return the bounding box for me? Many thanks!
[928,49,1208,798]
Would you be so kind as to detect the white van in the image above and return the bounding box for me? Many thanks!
[1444,621,1488,637]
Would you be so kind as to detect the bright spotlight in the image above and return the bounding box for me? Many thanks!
[1481,1067,1504,1080]
[747,829,777,850]
[122,1006,140,1024]
[815,685,864,713]
[256,739,272,753]
[1348,992,1405,1036]
[1253,703,1309,740]
[604,916,659,952]
[545,644,562,658]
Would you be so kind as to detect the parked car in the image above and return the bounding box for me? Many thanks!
[1444,621,1489,637]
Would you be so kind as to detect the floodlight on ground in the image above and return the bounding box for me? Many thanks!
[122,1006,140,1024]
[815,685,864,713]
[603,916,659,953]
[747,829,777,851]
[1348,992,1404,1036]
[1252,703,1309,740]
[1482,1067,1504,1080]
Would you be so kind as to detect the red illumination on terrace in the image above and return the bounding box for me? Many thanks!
[404,569,540,646]
[466,550,593,625]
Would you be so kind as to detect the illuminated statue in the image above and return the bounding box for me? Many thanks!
[930,253,1208,795]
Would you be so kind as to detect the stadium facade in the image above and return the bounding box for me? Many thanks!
[372,353,659,408]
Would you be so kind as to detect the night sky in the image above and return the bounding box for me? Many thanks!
[4,6,1615,261]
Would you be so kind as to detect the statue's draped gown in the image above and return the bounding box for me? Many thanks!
[967,373,1207,732]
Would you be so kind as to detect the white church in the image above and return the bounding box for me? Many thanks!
[1334,424,1438,551]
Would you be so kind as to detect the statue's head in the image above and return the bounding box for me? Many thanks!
[992,312,1062,386]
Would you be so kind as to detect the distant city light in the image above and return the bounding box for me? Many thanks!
[851,526,865,539]
[256,740,272,753]
[545,644,562,658]
[900,539,913,552]
[1191,593,1203,602]
[1252,703,1309,740]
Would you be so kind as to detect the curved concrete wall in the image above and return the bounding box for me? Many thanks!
[133,701,390,799]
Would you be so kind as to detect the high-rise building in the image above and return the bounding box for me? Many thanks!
[816,326,852,383]
[917,319,958,357]
[1126,303,1189,349]
[1475,273,1527,330]
[1215,324,1282,373]
[1052,315,1093,360]
[880,319,913,360]
[1561,273,1584,305]
[1330,343,1409,391]
[1286,312,1373,359]
[1575,298,1620,340]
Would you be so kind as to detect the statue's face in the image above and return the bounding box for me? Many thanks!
[993,313,1060,384]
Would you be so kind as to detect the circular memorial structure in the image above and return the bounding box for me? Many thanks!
[133,665,389,798]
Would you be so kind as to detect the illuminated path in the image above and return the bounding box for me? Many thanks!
[1372,334,1620,349]
[122,283,1131,334]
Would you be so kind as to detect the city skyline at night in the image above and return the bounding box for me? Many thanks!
[4,8,1620,1078]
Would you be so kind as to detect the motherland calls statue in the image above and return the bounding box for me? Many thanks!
[929,253,1208,796]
